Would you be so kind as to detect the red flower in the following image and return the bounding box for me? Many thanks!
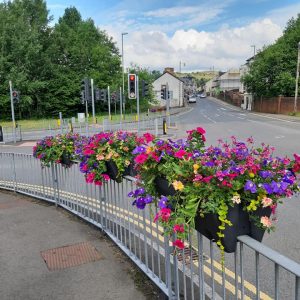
[173,224,184,233]
[94,180,103,186]
[196,127,206,135]
[134,154,148,164]
[143,132,154,143]
[174,149,187,159]
[83,148,95,155]
[173,239,185,249]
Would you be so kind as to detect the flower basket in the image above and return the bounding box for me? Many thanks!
[154,177,176,196]
[250,206,272,241]
[123,161,137,177]
[61,151,72,166]
[105,160,122,183]
[195,204,250,253]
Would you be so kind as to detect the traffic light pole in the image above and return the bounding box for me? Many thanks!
[166,83,170,127]
[107,86,111,121]
[9,80,16,143]
[120,86,123,122]
[137,75,140,132]
[91,79,96,124]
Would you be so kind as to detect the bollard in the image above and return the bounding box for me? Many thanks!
[0,125,3,142]
[163,118,167,135]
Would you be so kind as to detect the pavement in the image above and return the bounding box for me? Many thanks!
[0,189,165,300]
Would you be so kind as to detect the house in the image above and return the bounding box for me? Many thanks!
[152,68,184,107]
[240,56,255,110]
[218,69,241,91]
[205,72,225,95]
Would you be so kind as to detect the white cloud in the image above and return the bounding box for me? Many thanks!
[101,2,299,72]
[113,18,282,72]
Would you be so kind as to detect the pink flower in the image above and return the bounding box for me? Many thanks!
[174,150,187,159]
[173,239,185,249]
[85,172,95,183]
[134,154,148,164]
[143,133,154,143]
[173,224,185,233]
[153,208,172,223]
[94,180,103,186]
[196,127,206,135]
[81,164,88,171]
[261,197,273,208]
[260,216,272,228]
[83,149,95,155]
[102,174,110,181]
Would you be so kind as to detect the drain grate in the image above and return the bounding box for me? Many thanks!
[41,241,102,271]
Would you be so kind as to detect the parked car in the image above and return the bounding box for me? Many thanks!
[188,95,197,103]
[200,93,207,98]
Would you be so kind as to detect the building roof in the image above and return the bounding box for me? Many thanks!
[153,71,184,83]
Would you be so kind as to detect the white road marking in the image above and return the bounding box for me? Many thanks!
[275,135,285,139]
[220,108,227,111]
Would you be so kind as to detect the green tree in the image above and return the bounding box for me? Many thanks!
[242,14,300,97]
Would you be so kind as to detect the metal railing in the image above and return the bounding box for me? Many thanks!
[0,152,299,299]
[0,106,189,143]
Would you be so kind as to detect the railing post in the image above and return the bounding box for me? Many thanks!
[51,163,59,207]
[164,235,173,299]
[296,276,300,300]
[11,153,17,192]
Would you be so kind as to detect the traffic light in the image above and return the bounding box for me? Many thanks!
[80,78,91,103]
[142,80,149,97]
[100,89,107,102]
[128,74,137,99]
[161,85,166,100]
[80,91,85,104]
[12,90,19,103]
[95,88,100,101]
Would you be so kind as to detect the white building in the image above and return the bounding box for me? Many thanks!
[152,69,184,107]
[218,69,241,91]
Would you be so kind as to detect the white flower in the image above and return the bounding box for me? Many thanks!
[231,195,241,204]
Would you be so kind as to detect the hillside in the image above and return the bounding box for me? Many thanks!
[175,71,218,82]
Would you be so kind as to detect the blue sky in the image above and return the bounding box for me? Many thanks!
[47,0,300,71]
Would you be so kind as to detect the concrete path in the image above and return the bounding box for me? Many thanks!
[0,190,164,300]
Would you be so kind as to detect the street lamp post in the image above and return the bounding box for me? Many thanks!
[251,45,256,57]
[294,41,300,114]
[122,32,128,118]
[179,61,185,106]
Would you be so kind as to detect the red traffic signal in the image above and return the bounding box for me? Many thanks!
[128,73,137,99]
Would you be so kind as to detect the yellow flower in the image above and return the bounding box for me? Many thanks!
[146,146,152,154]
[249,172,255,178]
[193,164,200,174]
[125,160,130,166]
[172,180,184,191]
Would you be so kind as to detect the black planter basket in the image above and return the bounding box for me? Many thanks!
[249,206,272,241]
[105,160,122,183]
[195,204,250,253]
[154,177,176,196]
[61,152,72,167]
[123,162,137,177]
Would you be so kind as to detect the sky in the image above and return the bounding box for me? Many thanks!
[47,0,300,72]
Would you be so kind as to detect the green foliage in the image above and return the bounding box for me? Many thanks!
[242,14,300,97]
[0,2,121,119]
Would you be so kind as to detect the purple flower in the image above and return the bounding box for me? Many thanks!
[262,183,272,194]
[193,150,201,158]
[244,180,257,193]
[205,161,214,167]
[259,170,273,179]
[158,196,168,208]
[134,187,145,197]
[132,197,146,209]
[144,195,153,204]
[132,146,146,154]
[128,191,134,197]
[156,140,164,146]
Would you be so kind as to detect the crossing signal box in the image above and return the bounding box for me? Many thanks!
[161,85,166,100]
[142,80,149,97]
[128,74,137,99]
[81,78,90,103]
[12,90,19,103]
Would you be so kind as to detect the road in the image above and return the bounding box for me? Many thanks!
[173,97,300,259]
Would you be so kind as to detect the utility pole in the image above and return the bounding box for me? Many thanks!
[251,45,256,57]
[9,80,16,143]
[294,41,300,113]
[91,79,96,123]
[122,33,128,119]
[166,83,170,126]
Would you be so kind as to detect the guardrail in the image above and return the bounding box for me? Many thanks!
[0,152,299,299]
[0,106,188,143]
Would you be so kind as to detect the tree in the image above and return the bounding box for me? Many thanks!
[242,14,300,97]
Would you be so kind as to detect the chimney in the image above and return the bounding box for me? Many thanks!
[164,67,175,74]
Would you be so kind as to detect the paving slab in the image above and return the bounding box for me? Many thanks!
[0,190,165,300]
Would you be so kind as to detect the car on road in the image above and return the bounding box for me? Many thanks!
[200,93,207,98]
[188,95,197,103]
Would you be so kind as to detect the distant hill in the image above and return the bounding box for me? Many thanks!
[175,71,218,82]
